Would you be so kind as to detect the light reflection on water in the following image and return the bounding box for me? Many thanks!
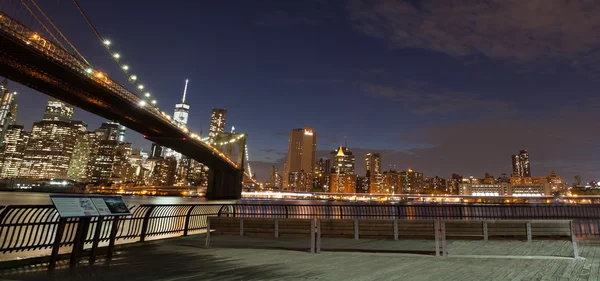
[0,191,345,206]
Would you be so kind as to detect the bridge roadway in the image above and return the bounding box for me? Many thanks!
[0,14,245,199]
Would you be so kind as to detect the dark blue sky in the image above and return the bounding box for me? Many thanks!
[5,0,600,182]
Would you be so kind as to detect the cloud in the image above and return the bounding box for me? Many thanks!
[347,0,600,71]
[357,81,514,115]
[260,149,276,153]
[255,10,318,27]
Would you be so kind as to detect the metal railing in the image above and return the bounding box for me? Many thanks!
[217,204,600,237]
[3,203,600,256]
[0,204,221,254]
[0,11,250,175]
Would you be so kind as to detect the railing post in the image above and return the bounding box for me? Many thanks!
[339,205,344,219]
[483,221,488,242]
[354,218,359,240]
[106,217,120,262]
[285,205,289,218]
[434,219,440,257]
[183,206,196,236]
[89,216,104,265]
[139,206,156,242]
[526,221,532,243]
[570,220,580,259]
[49,217,67,271]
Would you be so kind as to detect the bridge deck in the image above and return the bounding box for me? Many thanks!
[2,234,599,280]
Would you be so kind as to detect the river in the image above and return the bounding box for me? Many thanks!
[0,191,336,206]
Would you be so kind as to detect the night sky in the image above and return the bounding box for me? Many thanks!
[5,0,600,183]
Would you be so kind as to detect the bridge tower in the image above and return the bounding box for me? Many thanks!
[205,132,246,199]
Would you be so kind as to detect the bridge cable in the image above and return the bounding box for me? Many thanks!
[71,0,144,92]
[28,0,90,66]
[18,0,69,51]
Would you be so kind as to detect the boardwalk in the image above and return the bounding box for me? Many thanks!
[1,235,599,281]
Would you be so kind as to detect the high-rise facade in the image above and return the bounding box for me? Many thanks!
[174,79,190,125]
[512,150,531,177]
[20,100,81,179]
[67,132,95,181]
[283,127,317,190]
[0,79,17,146]
[365,152,381,176]
[151,156,177,186]
[0,125,28,178]
[208,108,227,139]
[42,99,74,122]
[398,169,424,193]
[330,146,355,175]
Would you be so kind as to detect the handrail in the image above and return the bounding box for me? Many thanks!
[0,203,599,257]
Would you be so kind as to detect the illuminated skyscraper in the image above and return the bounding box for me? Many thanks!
[67,132,95,181]
[42,99,74,122]
[174,79,190,125]
[0,79,17,146]
[22,120,84,179]
[512,150,531,177]
[330,146,355,175]
[208,108,227,138]
[365,152,381,176]
[97,122,126,142]
[0,125,28,178]
[283,127,317,190]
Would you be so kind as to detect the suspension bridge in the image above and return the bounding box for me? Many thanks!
[0,0,257,199]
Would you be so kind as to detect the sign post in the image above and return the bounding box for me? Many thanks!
[49,195,131,270]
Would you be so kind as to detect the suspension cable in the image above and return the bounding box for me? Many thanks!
[19,0,68,51]
[71,0,141,89]
[29,0,90,66]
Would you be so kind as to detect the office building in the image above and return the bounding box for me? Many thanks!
[150,143,163,158]
[21,101,83,179]
[151,156,177,186]
[330,146,355,175]
[330,173,357,193]
[42,99,74,122]
[398,169,424,193]
[89,140,119,183]
[365,152,381,176]
[96,122,126,142]
[356,176,369,193]
[0,79,17,146]
[512,150,531,177]
[208,108,227,138]
[287,171,313,192]
[67,132,95,181]
[382,170,399,194]
[0,125,28,178]
[269,166,282,189]
[174,79,190,125]
[283,127,317,189]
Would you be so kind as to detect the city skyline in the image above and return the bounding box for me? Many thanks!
[4,0,600,182]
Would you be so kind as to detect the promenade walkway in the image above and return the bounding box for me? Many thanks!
[1,234,598,281]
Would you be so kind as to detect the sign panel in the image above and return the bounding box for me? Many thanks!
[90,196,131,216]
[50,195,100,218]
[50,195,131,218]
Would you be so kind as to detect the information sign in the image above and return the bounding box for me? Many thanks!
[90,196,131,216]
[50,195,100,218]
[50,195,131,217]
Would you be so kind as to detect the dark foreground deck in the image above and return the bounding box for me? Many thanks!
[1,234,599,281]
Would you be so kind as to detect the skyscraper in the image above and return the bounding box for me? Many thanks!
[174,79,190,125]
[0,79,17,146]
[67,132,95,181]
[365,152,381,176]
[22,121,83,179]
[42,99,74,122]
[283,127,317,190]
[150,143,163,158]
[97,122,126,142]
[208,108,227,138]
[512,150,531,177]
[0,125,28,178]
[330,146,355,174]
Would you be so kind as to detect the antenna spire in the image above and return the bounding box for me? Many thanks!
[182,79,189,103]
